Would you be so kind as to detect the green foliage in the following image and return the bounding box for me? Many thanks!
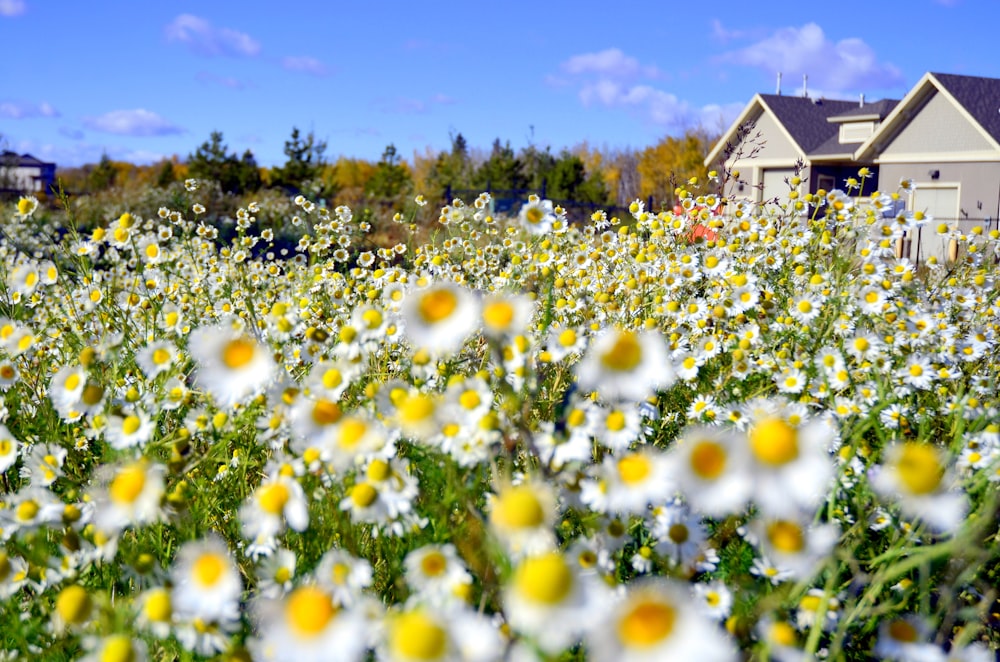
[472,139,527,191]
[187,131,262,195]
[364,144,411,199]
[269,127,328,194]
[87,153,117,192]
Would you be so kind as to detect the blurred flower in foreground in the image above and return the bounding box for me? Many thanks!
[188,325,276,408]
[575,327,675,404]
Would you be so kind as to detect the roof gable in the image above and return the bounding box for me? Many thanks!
[857,72,1000,160]
[705,94,898,166]
[931,72,1000,144]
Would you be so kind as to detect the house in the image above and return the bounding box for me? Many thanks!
[854,72,1000,263]
[706,71,1000,263]
[0,151,57,194]
[704,93,898,205]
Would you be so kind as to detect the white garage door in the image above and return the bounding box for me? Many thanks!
[761,169,795,206]
[910,185,959,263]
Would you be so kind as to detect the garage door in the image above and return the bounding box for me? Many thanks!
[910,185,958,263]
[761,169,795,207]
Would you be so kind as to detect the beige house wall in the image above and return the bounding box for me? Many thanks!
[878,162,1000,224]
[880,91,994,156]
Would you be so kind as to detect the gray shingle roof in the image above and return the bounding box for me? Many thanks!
[759,95,868,153]
[827,99,898,121]
[931,72,1000,144]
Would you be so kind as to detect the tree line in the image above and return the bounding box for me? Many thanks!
[53,126,719,211]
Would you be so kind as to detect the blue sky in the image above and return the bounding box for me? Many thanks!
[1,0,997,168]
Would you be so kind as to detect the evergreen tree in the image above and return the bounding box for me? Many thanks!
[472,139,526,191]
[270,127,327,193]
[364,144,411,199]
[88,153,117,191]
[155,160,176,188]
[187,131,261,195]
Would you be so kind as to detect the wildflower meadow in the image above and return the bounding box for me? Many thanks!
[0,173,998,661]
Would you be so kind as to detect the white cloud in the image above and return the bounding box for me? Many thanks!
[0,0,25,17]
[0,100,59,119]
[165,14,261,58]
[562,48,659,79]
[720,22,904,92]
[557,49,724,132]
[82,109,184,137]
[280,56,331,77]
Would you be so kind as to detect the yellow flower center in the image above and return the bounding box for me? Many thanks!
[689,440,727,480]
[558,328,577,347]
[122,415,141,436]
[311,399,342,426]
[17,198,34,215]
[600,331,642,372]
[766,520,805,553]
[398,394,435,425]
[606,411,627,432]
[888,619,919,643]
[257,482,290,515]
[492,486,545,529]
[322,368,343,390]
[64,372,81,391]
[350,482,378,508]
[770,621,797,646]
[192,553,227,587]
[331,563,350,585]
[82,384,104,406]
[286,586,336,638]
[668,523,689,544]
[152,348,171,365]
[749,418,799,466]
[895,443,944,495]
[618,599,677,648]
[420,551,448,577]
[16,500,39,521]
[337,417,367,449]
[99,635,136,662]
[366,459,391,482]
[514,553,573,604]
[418,289,458,324]
[390,611,448,661]
[483,301,515,330]
[56,585,92,625]
[459,390,481,410]
[109,464,147,504]
[222,337,256,369]
[525,206,544,225]
[143,588,172,623]
[617,454,652,484]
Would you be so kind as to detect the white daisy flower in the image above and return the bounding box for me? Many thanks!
[93,460,166,534]
[400,282,480,356]
[504,551,606,655]
[188,325,276,408]
[170,535,242,624]
[241,473,310,546]
[249,585,369,662]
[575,328,675,404]
[588,577,738,661]
[870,442,967,534]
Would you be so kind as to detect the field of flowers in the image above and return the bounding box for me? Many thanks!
[0,175,998,661]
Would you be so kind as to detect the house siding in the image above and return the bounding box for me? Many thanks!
[879,162,1000,225]
[880,91,994,156]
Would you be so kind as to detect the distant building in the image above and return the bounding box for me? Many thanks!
[0,151,57,194]
[706,71,1000,263]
